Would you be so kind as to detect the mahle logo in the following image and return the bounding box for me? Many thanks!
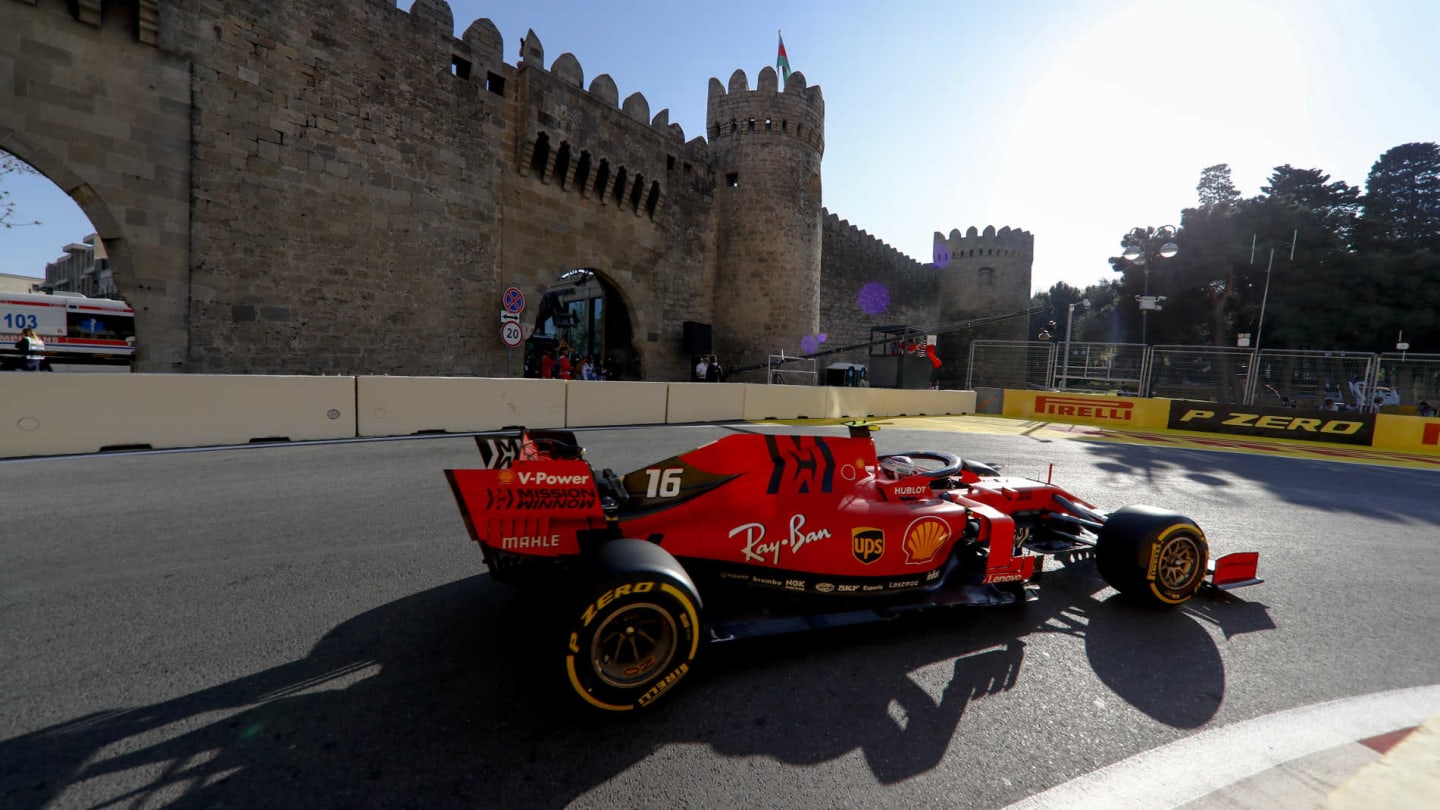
[852,527,884,564]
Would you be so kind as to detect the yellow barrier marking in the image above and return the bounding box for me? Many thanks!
[758,416,1440,470]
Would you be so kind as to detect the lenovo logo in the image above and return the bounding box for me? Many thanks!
[1035,395,1134,421]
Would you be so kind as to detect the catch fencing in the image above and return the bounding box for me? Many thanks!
[968,341,1440,412]
[965,341,1055,391]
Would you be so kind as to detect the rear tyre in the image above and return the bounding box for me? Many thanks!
[564,539,702,712]
[1096,506,1208,607]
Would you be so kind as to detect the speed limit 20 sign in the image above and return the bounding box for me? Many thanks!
[500,320,523,347]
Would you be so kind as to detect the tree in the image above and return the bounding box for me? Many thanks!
[1,151,42,229]
[1357,142,1440,253]
[1196,163,1240,210]
[1260,165,1361,250]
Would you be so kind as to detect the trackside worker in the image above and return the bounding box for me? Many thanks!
[16,327,45,371]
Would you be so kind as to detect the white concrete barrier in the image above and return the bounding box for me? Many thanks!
[861,388,976,417]
[936,389,977,414]
[1,373,356,458]
[356,376,566,436]
[824,387,874,419]
[742,383,827,420]
[565,380,669,427]
[666,382,745,423]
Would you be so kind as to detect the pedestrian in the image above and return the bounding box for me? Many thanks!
[694,355,708,381]
[558,353,573,380]
[15,327,45,371]
[705,355,723,382]
[579,355,595,381]
[540,350,555,379]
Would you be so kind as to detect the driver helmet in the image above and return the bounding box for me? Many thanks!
[880,455,920,479]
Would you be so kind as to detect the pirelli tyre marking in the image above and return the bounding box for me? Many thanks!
[1145,524,1207,605]
[566,581,701,712]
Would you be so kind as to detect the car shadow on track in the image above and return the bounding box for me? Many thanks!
[1078,441,1440,526]
[0,565,1274,808]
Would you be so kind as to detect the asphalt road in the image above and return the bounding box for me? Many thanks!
[2,421,1438,809]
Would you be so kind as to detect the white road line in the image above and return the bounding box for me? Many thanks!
[1007,684,1440,810]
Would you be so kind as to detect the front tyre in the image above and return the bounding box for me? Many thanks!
[565,540,702,712]
[1096,506,1209,607]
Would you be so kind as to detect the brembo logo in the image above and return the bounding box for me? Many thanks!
[1035,395,1133,421]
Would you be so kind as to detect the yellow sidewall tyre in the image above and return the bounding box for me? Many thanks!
[564,540,702,712]
[1097,506,1209,608]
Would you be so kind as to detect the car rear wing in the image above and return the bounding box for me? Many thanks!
[471,426,585,469]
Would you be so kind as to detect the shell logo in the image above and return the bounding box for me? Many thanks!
[904,516,949,565]
[497,470,515,485]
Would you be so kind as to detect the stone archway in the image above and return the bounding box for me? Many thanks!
[525,267,641,380]
[1,3,190,370]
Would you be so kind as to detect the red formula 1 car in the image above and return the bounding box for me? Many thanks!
[446,425,1261,712]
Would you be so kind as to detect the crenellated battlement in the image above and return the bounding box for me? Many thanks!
[937,225,1035,261]
[826,211,925,270]
[706,67,825,154]
[518,29,701,147]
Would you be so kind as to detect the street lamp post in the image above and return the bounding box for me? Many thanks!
[1250,230,1297,352]
[1242,230,1298,405]
[1122,226,1179,345]
[1061,298,1090,389]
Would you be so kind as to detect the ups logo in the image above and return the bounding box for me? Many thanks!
[852,528,885,564]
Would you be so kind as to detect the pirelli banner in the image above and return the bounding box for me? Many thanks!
[1003,391,1172,429]
[1168,401,1375,445]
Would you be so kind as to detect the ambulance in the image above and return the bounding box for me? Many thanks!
[1,291,135,370]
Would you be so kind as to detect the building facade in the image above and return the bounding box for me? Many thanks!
[1,0,1031,382]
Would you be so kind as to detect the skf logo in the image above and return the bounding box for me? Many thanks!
[904,517,949,565]
[1035,395,1133,421]
[852,528,885,565]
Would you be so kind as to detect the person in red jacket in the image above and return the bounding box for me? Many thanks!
[558,353,573,380]
[540,351,555,379]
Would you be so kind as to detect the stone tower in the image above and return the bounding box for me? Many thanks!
[707,67,826,368]
[934,225,1035,385]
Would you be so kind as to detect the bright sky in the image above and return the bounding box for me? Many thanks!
[3,0,1436,295]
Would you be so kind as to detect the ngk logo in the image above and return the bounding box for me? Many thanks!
[1035,395,1134,421]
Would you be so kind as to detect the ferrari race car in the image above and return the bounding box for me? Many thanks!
[446,425,1262,712]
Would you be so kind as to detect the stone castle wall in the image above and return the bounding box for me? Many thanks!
[1,0,1032,380]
